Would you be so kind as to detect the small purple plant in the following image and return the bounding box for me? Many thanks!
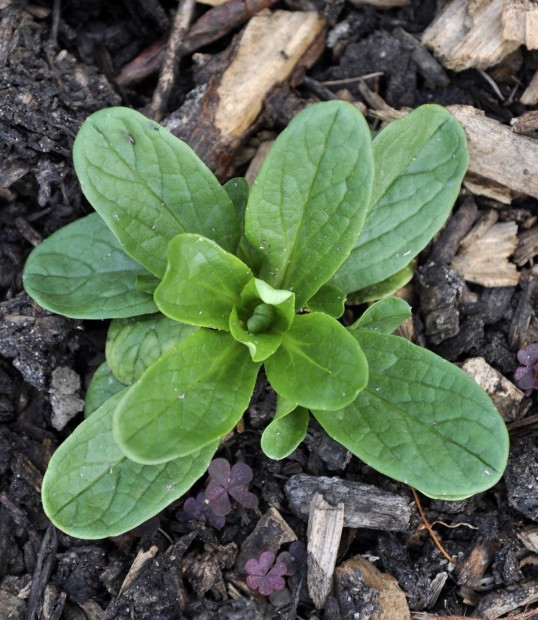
[179,491,225,529]
[245,551,288,596]
[515,343,538,395]
[205,458,258,516]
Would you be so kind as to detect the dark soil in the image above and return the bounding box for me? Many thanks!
[1,1,538,618]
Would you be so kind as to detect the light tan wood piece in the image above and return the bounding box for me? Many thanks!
[168,9,325,179]
[118,545,158,596]
[245,140,274,185]
[307,493,344,609]
[348,0,409,6]
[451,221,519,287]
[521,69,538,105]
[503,0,538,49]
[518,526,538,554]
[461,357,525,421]
[335,556,410,620]
[422,0,520,71]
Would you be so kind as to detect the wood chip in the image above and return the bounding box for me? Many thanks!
[451,222,519,287]
[514,225,538,265]
[245,140,274,185]
[285,474,411,531]
[422,0,521,72]
[502,0,538,49]
[307,493,344,609]
[334,556,410,619]
[457,538,497,605]
[475,579,538,619]
[169,9,325,179]
[517,526,538,553]
[118,545,159,596]
[521,68,538,105]
[461,357,524,422]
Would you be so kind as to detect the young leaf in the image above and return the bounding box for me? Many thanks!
[261,406,309,460]
[240,278,295,334]
[306,283,346,318]
[245,101,374,307]
[73,107,239,278]
[264,313,368,411]
[42,390,218,539]
[154,234,252,330]
[332,105,468,294]
[106,314,198,384]
[114,329,260,464]
[346,262,415,304]
[229,307,282,362]
[23,214,157,319]
[313,331,509,499]
[84,361,125,418]
[351,297,411,334]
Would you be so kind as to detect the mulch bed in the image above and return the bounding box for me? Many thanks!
[1,0,538,618]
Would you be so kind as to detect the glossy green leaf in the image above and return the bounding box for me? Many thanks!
[306,283,346,318]
[351,297,411,334]
[313,331,509,499]
[114,329,260,464]
[264,313,368,411]
[332,105,468,293]
[224,177,249,224]
[261,406,309,460]
[106,314,198,384]
[229,306,282,362]
[73,107,239,277]
[240,278,295,333]
[135,273,160,294]
[23,214,157,319]
[154,234,252,330]
[346,262,414,304]
[84,362,125,418]
[245,101,374,307]
[42,390,217,539]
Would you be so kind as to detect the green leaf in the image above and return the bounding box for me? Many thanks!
[332,105,468,294]
[224,177,249,224]
[106,314,198,384]
[313,331,509,499]
[114,329,260,464]
[42,390,217,539]
[306,283,346,318]
[245,101,374,307]
[73,107,239,278]
[23,214,157,319]
[154,234,252,330]
[346,262,414,304]
[264,313,368,411]
[240,278,295,333]
[229,306,282,362]
[135,273,160,294]
[351,297,411,334]
[261,406,309,460]
[84,362,125,418]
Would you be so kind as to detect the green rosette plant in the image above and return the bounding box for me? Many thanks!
[23,101,509,539]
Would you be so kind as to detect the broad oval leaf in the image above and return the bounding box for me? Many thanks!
[332,105,468,294]
[351,297,411,334]
[23,214,157,319]
[106,313,198,384]
[264,313,368,411]
[84,361,125,418]
[245,101,374,307]
[154,234,252,331]
[346,262,415,304]
[73,107,239,277]
[114,329,260,464]
[42,390,218,539]
[261,406,309,460]
[313,331,509,499]
[306,283,346,318]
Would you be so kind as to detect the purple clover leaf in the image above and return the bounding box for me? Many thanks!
[515,343,538,395]
[276,541,307,577]
[205,458,258,516]
[178,492,226,529]
[245,551,288,596]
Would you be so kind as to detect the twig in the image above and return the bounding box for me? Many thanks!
[49,0,61,47]
[411,488,457,566]
[321,72,384,86]
[25,524,58,620]
[149,0,196,122]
